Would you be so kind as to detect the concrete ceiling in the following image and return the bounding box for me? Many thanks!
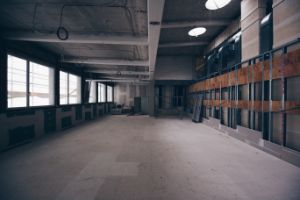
[159,0,240,56]
[0,0,240,82]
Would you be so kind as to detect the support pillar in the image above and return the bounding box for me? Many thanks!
[241,0,267,129]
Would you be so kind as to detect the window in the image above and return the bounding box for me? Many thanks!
[59,71,81,105]
[29,62,54,106]
[7,55,27,108]
[69,74,80,104]
[7,55,54,108]
[88,81,96,103]
[98,83,106,103]
[107,85,113,102]
[59,71,68,105]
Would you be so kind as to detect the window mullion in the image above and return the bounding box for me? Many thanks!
[67,73,69,104]
[26,60,30,107]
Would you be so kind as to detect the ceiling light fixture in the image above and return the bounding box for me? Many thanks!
[205,0,231,10]
[188,27,207,37]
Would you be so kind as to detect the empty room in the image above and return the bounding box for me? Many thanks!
[0,0,300,199]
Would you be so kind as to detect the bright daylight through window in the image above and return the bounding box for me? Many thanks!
[107,85,113,102]
[59,71,81,105]
[7,55,54,108]
[98,83,106,103]
[7,55,27,108]
[88,81,96,103]
[29,62,54,106]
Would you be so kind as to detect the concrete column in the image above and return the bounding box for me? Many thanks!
[241,0,266,61]
[272,0,300,150]
[240,0,267,128]
[0,39,7,113]
[147,81,155,116]
[272,0,300,48]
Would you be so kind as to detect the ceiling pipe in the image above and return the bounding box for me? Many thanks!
[87,79,151,84]
[86,69,149,76]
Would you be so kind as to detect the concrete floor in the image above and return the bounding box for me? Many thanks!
[0,115,300,200]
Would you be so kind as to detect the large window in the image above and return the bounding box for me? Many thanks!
[107,85,113,102]
[59,71,68,105]
[60,71,81,105]
[7,55,54,108]
[98,83,106,103]
[88,81,96,103]
[7,55,27,108]
[29,62,54,106]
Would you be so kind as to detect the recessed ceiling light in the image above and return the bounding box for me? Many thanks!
[188,27,207,37]
[205,0,231,10]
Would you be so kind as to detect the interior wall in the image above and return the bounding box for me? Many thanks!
[154,56,196,80]
[188,0,300,152]
[114,83,150,113]
[272,0,300,150]
[0,103,112,151]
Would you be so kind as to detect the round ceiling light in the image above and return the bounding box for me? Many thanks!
[205,0,231,10]
[188,27,207,37]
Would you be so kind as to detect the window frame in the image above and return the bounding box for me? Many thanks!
[29,61,55,107]
[97,82,106,103]
[106,85,113,102]
[87,81,97,104]
[59,70,82,105]
[7,53,55,110]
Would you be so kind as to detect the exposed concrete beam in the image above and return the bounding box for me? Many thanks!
[63,58,149,66]
[2,31,148,45]
[148,0,165,80]
[159,41,208,48]
[161,20,231,29]
[86,69,149,76]
[88,79,151,84]
[96,75,150,81]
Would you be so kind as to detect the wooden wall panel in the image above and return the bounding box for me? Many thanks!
[202,100,300,113]
[189,48,300,93]
[189,48,300,114]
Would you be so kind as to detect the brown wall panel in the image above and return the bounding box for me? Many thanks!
[189,48,300,93]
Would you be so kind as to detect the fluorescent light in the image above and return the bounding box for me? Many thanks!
[188,27,207,37]
[205,0,232,10]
